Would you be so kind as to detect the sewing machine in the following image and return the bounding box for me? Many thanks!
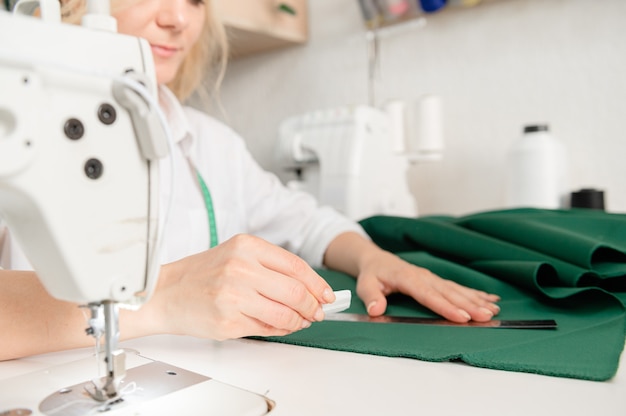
[275,99,443,220]
[0,3,270,414]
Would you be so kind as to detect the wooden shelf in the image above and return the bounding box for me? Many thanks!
[214,0,309,58]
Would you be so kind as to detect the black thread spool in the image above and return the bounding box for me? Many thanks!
[570,188,605,210]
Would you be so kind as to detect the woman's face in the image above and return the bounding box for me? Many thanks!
[114,0,206,85]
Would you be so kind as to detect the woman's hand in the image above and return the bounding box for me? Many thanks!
[324,232,500,323]
[355,250,500,322]
[141,234,336,340]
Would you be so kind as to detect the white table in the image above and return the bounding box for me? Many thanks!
[1,335,625,415]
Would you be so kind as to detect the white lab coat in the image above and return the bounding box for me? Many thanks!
[0,86,366,270]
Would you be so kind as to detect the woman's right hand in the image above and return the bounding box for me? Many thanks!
[139,234,336,340]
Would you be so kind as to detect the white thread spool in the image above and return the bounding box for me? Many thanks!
[407,95,444,162]
[506,124,568,209]
[384,99,409,153]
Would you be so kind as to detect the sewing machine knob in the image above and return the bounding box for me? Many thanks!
[84,158,104,180]
[97,103,117,125]
[64,118,84,140]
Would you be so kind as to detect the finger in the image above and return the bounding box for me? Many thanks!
[462,289,501,317]
[240,294,314,332]
[416,290,474,323]
[258,244,335,304]
[355,274,389,317]
[242,314,307,338]
[389,265,500,322]
[413,280,500,323]
[212,313,296,340]
[393,274,473,323]
[472,289,502,303]
[443,282,501,319]
[255,270,325,322]
[438,284,499,322]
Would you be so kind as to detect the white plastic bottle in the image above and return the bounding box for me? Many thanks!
[505,124,568,209]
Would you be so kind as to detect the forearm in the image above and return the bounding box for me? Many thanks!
[1,234,341,361]
[0,271,93,360]
[0,271,164,361]
[322,231,385,276]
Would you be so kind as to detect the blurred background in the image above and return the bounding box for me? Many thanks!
[202,0,625,216]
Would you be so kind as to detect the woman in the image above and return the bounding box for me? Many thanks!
[0,0,500,361]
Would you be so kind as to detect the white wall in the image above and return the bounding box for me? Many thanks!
[202,0,626,216]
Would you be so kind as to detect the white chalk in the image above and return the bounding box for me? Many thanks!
[322,290,352,315]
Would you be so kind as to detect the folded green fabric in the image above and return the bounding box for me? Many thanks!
[260,208,626,381]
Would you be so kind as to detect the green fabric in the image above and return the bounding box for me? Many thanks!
[260,208,626,381]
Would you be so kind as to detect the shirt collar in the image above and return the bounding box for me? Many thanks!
[159,85,195,158]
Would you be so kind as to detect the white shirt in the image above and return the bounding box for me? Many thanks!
[0,87,366,270]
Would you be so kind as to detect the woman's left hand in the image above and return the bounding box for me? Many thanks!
[354,249,500,322]
[324,232,500,323]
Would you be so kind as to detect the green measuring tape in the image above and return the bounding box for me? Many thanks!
[196,170,218,248]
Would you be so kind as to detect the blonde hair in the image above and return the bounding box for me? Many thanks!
[60,0,228,102]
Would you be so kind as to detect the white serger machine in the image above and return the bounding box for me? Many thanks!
[0,1,271,414]
[275,98,443,221]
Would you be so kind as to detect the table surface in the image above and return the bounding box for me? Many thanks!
[1,334,625,415]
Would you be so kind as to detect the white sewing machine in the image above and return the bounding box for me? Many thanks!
[0,2,270,414]
[275,99,443,221]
